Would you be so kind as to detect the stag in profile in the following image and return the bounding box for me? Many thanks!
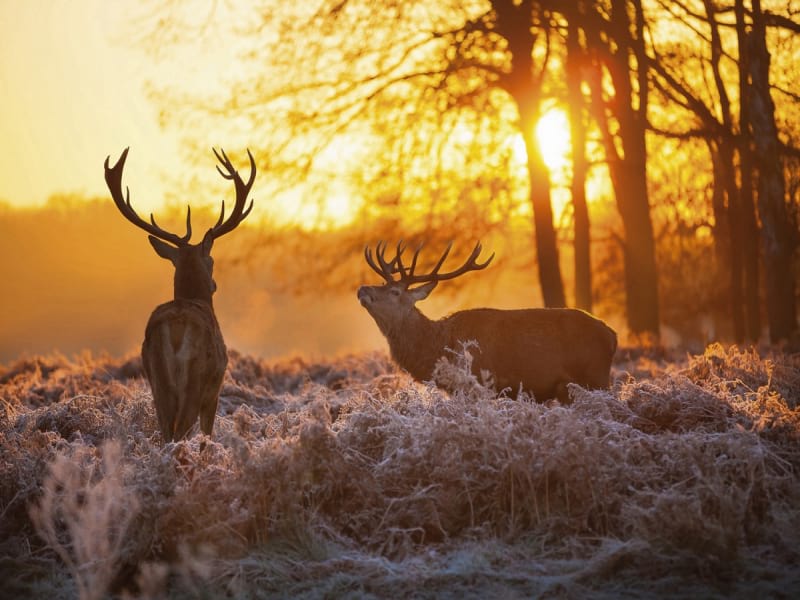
[358,241,616,402]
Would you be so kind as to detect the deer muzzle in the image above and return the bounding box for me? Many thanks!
[357,286,373,307]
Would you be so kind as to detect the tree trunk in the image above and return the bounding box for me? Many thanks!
[747,0,797,342]
[740,158,762,341]
[495,0,566,308]
[607,0,660,336]
[521,104,567,308]
[710,140,745,341]
[614,152,660,335]
[566,18,592,312]
[735,0,762,341]
[704,0,746,342]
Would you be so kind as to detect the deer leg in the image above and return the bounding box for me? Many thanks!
[199,367,224,437]
[146,332,180,442]
[172,329,200,440]
[555,380,571,404]
[199,398,217,437]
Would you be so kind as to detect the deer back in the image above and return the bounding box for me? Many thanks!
[142,299,227,442]
[440,307,617,400]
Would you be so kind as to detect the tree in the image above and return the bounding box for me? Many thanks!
[576,0,661,336]
[647,0,761,342]
[733,0,762,342]
[746,0,797,341]
[647,0,798,343]
[139,0,800,342]
[492,1,566,307]
[172,0,569,307]
[564,7,593,312]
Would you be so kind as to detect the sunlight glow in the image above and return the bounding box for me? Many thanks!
[273,183,362,231]
[535,108,571,173]
[507,106,614,222]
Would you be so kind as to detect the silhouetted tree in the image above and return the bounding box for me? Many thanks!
[733,0,762,342]
[492,1,566,307]
[746,0,797,342]
[564,6,592,312]
[648,0,798,343]
[576,0,660,336]
[138,0,800,341]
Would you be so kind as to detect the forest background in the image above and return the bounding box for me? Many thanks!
[1,0,799,365]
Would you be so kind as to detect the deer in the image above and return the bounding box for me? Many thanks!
[358,241,617,402]
[104,147,256,442]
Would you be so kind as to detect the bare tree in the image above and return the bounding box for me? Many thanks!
[648,0,760,342]
[746,0,797,342]
[564,6,593,312]
[647,0,799,343]
[141,0,568,306]
[576,0,660,336]
[138,0,799,340]
[733,0,762,342]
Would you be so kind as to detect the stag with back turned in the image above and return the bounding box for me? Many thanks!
[358,241,617,402]
[105,147,256,442]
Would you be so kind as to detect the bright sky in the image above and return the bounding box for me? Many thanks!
[0,0,182,210]
[0,0,578,223]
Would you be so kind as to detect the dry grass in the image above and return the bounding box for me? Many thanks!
[1,343,799,599]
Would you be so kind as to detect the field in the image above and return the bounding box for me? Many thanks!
[1,343,799,599]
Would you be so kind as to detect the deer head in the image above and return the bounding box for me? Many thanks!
[104,147,256,305]
[358,241,494,331]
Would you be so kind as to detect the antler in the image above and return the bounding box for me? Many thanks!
[364,241,495,287]
[104,147,192,246]
[364,240,400,282]
[208,148,256,240]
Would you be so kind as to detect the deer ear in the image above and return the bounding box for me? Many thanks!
[408,281,437,302]
[148,236,179,264]
[201,229,215,255]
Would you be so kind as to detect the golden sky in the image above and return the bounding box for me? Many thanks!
[0,1,184,210]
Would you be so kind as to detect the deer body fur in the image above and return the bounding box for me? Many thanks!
[143,300,227,441]
[379,304,616,401]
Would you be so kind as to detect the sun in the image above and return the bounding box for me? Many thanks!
[535,108,571,173]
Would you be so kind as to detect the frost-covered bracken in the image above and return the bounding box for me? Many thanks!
[1,344,799,599]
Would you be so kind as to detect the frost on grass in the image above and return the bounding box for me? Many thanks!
[1,344,799,598]
[29,440,140,600]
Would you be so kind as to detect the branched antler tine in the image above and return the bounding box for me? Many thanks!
[376,240,396,277]
[104,147,190,246]
[213,147,233,179]
[209,147,257,239]
[213,200,226,229]
[474,246,495,269]
[365,241,394,282]
[148,205,192,243]
[364,246,378,274]
[393,240,409,277]
[431,241,494,281]
[244,148,257,188]
[233,151,257,223]
[428,241,453,277]
[407,242,424,277]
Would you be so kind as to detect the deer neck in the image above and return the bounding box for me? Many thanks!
[384,307,445,381]
[173,263,214,306]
